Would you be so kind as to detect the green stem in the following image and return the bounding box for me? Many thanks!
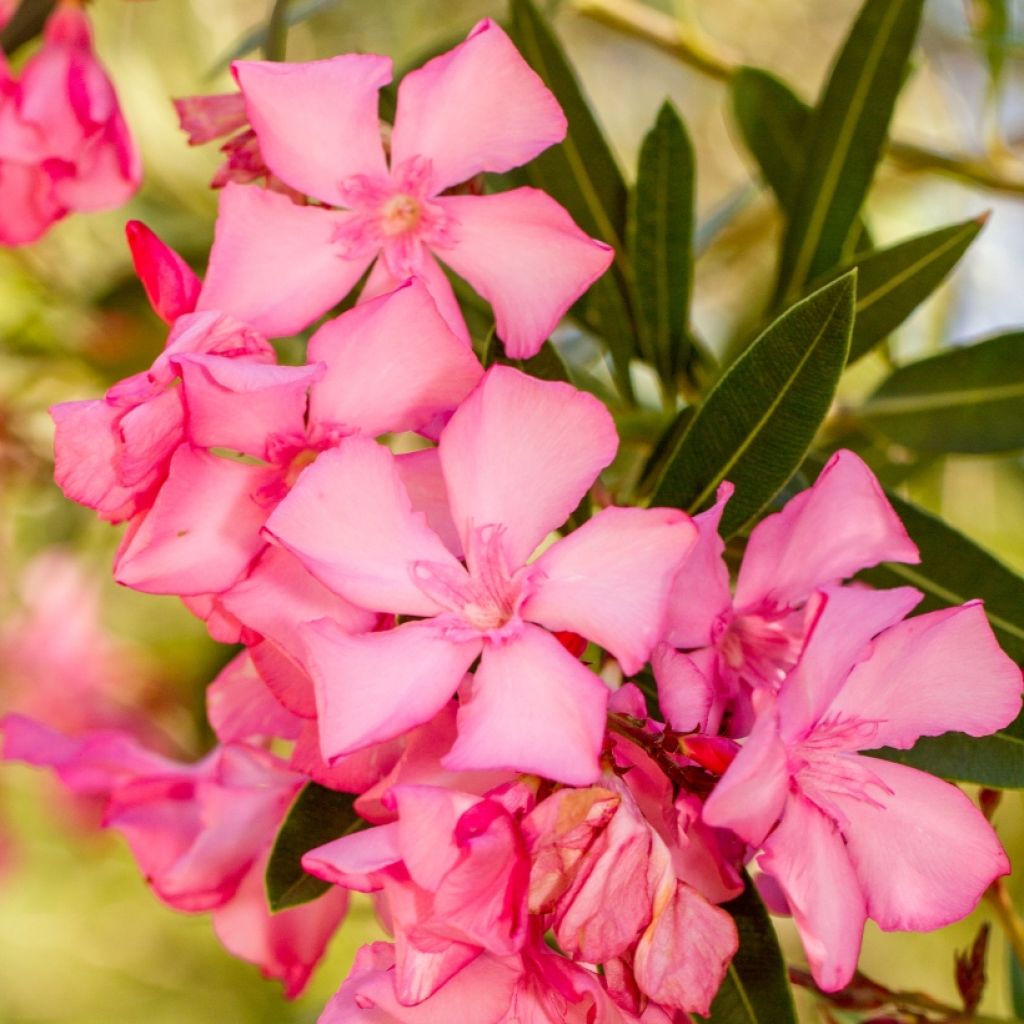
[570,0,1024,198]
[263,0,292,61]
[988,877,1024,977]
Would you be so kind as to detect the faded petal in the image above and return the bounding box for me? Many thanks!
[233,55,390,204]
[439,366,617,567]
[735,450,919,612]
[302,618,480,761]
[390,19,565,194]
[436,189,613,358]
[443,624,608,786]
[524,506,696,676]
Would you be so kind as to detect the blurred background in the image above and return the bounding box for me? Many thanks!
[0,0,1022,1020]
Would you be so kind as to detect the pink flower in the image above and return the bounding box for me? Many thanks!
[198,19,613,356]
[657,450,920,735]
[702,588,1022,990]
[266,366,696,785]
[0,1,139,243]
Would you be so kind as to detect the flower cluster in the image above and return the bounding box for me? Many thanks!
[4,16,1021,1022]
[0,0,139,245]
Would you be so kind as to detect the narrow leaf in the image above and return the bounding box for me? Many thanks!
[872,731,1024,788]
[695,874,797,1024]
[651,273,855,537]
[1011,941,1024,1016]
[629,100,695,386]
[266,783,365,911]
[859,490,1024,664]
[837,214,986,362]
[775,0,925,301]
[860,331,1024,452]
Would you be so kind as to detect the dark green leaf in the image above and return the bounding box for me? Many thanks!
[651,274,855,537]
[695,874,797,1024]
[835,214,987,362]
[266,783,365,911]
[508,0,638,389]
[775,0,925,302]
[629,100,695,386]
[859,490,1024,664]
[860,332,1024,452]
[872,731,1024,787]
[1011,940,1024,1015]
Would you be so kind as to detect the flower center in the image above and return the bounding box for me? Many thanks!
[720,610,806,690]
[379,193,422,236]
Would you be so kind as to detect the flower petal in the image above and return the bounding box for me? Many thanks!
[265,437,462,617]
[735,450,919,611]
[824,602,1023,750]
[125,220,201,323]
[758,793,867,993]
[197,183,369,337]
[438,366,617,567]
[207,650,302,744]
[233,55,390,204]
[652,644,715,734]
[308,279,481,438]
[443,624,608,786]
[390,19,565,194]
[524,505,696,675]
[436,189,613,358]
[835,756,1009,931]
[302,618,481,761]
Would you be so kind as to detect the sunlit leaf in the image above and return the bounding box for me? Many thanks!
[861,332,1024,452]
[775,0,925,302]
[266,783,364,911]
[651,273,855,537]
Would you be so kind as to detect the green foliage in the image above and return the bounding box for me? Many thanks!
[860,490,1024,664]
[775,0,925,302]
[695,876,798,1024]
[629,100,695,392]
[651,274,855,537]
[266,783,365,911]
[861,331,1024,452]
[873,731,1024,788]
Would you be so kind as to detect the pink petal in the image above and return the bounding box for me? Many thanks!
[197,183,370,337]
[633,882,738,1016]
[439,366,617,567]
[176,353,320,459]
[126,220,201,322]
[702,697,788,848]
[308,278,482,438]
[390,19,565,194]
[735,450,919,612]
[777,585,923,743]
[0,159,65,245]
[652,644,715,733]
[524,506,696,675]
[824,602,1023,750]
[390,785,479,890]
[265,437,462,617]
[443,624,609,785]
[232,55,390,204]
[212,852,349,998]
[436,189,613,358]
[759,794,867,993]
[207,650,302,744]
[664,482,734,649]
[174,92,249,145]
[114,446,271,596]
[115,385,185,488]
[250,640,317,719]
[291,719,404,793]
[302,618,481,760]
[395,449,462,558]
[303,822,402,892]
[834,756,1009,931]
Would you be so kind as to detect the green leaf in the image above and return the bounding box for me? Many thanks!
[629,100,695,387]
[836,214,987,362]
[972,0,1011,89]
[775,0,925,302]
[212,0,344,72]
[266,783,365,911]
[860,331,1024,452]
[1011,939,1024,1015]
[859,490,1024,664]
[651,273,855,537]
[695,874,797,1024]
[508,0,637,391]
[872,731,1024,787]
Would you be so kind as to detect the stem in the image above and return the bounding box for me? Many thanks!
[570,0,1024,197]
[987,877,1024,974]
[263,0,292,62]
